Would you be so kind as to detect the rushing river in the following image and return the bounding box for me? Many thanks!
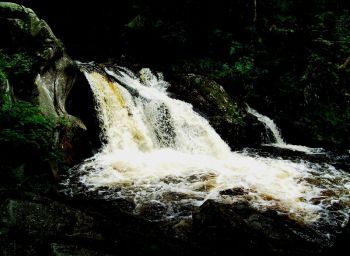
[62,63,350,239]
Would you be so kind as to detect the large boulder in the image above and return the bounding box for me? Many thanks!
[169,74,266,149]
[0,2,61,60]
[192,200,330,256]
[0,2,93,167]
[0,192,104,255]
[0,191,198,256]
[0,2,81,119]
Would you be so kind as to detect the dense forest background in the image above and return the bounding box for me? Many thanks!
[9,0,350,148]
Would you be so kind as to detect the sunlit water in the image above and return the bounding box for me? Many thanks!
[62,64,350,237]
[246,106,325,154]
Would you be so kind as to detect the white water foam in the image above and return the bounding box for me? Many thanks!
[246,106,325,154]
[65,65,350,230]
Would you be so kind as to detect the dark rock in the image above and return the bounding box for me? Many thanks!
[0,2,94,165]
[171,219,193,241]
[0,2,61,60]
[0,191,116,255]
[169,74,266,149]
[321,220,350,255]
[169,74,241,123]
[0,190,198,256]
[0,236,45,256]
[137,201,168,220]
[219,187,247,196]
[0,198,103,240]
[192,200,329,256]
[0,2,71,112]
[50,243,115,256]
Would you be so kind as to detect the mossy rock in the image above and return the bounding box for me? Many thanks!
[0,3,93,178]
[0,2,62,60]
[169,74,265,148]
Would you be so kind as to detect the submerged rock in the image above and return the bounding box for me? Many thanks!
[219,187,248,196]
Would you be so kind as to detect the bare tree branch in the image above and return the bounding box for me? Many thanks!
[339,56,350,69]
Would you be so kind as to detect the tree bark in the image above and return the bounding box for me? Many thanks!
[339,56,350,69]
[253,0,257,23]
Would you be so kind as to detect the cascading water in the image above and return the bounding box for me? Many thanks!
[247,106,325,154]
[63,63,350,240]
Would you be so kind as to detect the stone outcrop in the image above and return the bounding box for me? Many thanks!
[0,191,195,256]
[169,74,266,148]
[0,2,93,166]
[0,2,81,120]
[192,200,331,256]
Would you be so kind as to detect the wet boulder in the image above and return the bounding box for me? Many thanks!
[192,200,329,256]
[169,74,266,149]
[0,192,106,255]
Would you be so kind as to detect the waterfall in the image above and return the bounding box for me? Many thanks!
[246,106,284,144]
[247,106,324,154]
[63,63,350,233]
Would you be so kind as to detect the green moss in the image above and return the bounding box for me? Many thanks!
[205,83,241,121]
[0,51,36,84]
[188,75,242,124]
[0,93,62,165]
[0,70,6,84]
